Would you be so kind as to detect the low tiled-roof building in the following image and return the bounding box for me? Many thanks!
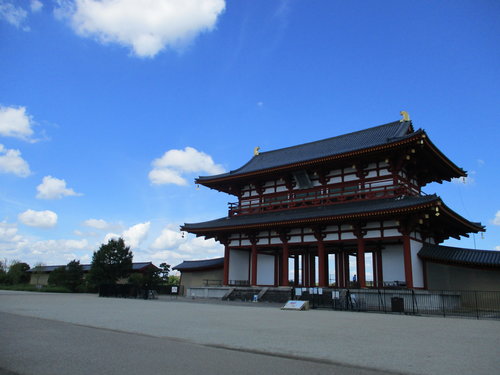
[173,258,224,294]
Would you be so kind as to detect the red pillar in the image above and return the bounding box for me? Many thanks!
[335,252,341,288]
[294,254,299,286]
[356,238,366,288]
[281,242,289,286]
[376,250,384,288]
[318,241,327,287]
[223,244,230,286]
[304,251,309,287]
[251,242,258,286]
[274,254,279,287]
[403,234,414,288]
[310,252,316,286]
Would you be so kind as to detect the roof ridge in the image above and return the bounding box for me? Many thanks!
[256,120,407,157]
[214,119,410,177]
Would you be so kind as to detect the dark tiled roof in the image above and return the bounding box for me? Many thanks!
[183,195,440,231]
[419,244,500,268]
[28,262,159,273]
[198,120,415,181]
[173,257,224,271]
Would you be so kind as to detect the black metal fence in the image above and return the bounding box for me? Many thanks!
[298,288,500,320]
[98,284,182,298]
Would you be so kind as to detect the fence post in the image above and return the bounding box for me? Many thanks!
[475,291,479,320]
[441,291,446,317]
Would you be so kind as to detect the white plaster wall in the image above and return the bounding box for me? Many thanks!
[365,230,381,239]
[325,233,339,241]
[289,236,302,243]
[366,170,377,178]
[382,244,405,283]
[344,174,358,182]
[410,240,424,288]
[270,237,282,244]
[303,235,315,242]
[341,232,356,240]
[384,228,400,237]
[379,168,391,176]
[257,254,275,285]
[228,249,249,282]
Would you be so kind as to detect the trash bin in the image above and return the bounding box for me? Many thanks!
[391,297,404,312]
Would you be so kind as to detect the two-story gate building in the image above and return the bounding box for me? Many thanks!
[182,117,484,289]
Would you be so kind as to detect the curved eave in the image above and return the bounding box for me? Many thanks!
[420,133,466,180]
[182,199,439,234]
[173,264,223,272]
[197,131,465,193]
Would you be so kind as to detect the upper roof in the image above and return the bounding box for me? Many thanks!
[173,257,224,272]
[198,120,414,183]
[196,119,465,190]
[418,244,500,268]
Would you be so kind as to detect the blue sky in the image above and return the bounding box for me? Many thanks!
[1,0,499,269]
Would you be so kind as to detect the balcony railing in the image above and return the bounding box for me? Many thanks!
[229,178,418,216]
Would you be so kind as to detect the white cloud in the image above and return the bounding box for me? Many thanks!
[0,221,23,243]
[150,226,223,264]
[0,144,31,177]
[36,176,82,199]
[496,246,500,251]
[30,0,43,12]
[0,106,35,140]
[149,146,225,185]
[151,226,184,249]
[57,0,226,58]
[2,238,91,265]
[493,211,500,226]
[451,171,475,185]
[18,209,58,228]
[148,167,188,186]
[104,221,151,249]
[83,218,112,230]
[123,222,150,248]
[0,0,28,29]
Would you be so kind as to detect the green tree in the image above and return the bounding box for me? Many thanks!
[48,266,67,287]
[7,261,30,284]
[0,259,8,284]
[89,238,133,287]
[65,260,84,292]
[167,275,180,285]
[159,262,170,283]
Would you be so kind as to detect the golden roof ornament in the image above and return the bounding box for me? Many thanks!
[254,146,260,156]
[400,111,410,122]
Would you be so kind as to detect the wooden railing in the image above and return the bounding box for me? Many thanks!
[228,178,418,216]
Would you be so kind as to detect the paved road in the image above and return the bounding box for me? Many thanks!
[0,312,389,375]
[1,291,499,374]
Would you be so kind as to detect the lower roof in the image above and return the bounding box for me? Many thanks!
[173,257,224,272]
[418,244,500,268]
[183,195,482,235]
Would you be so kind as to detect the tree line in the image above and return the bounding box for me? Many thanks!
[0,238,177,292]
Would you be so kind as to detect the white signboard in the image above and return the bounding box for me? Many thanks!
[281,300,310,311]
